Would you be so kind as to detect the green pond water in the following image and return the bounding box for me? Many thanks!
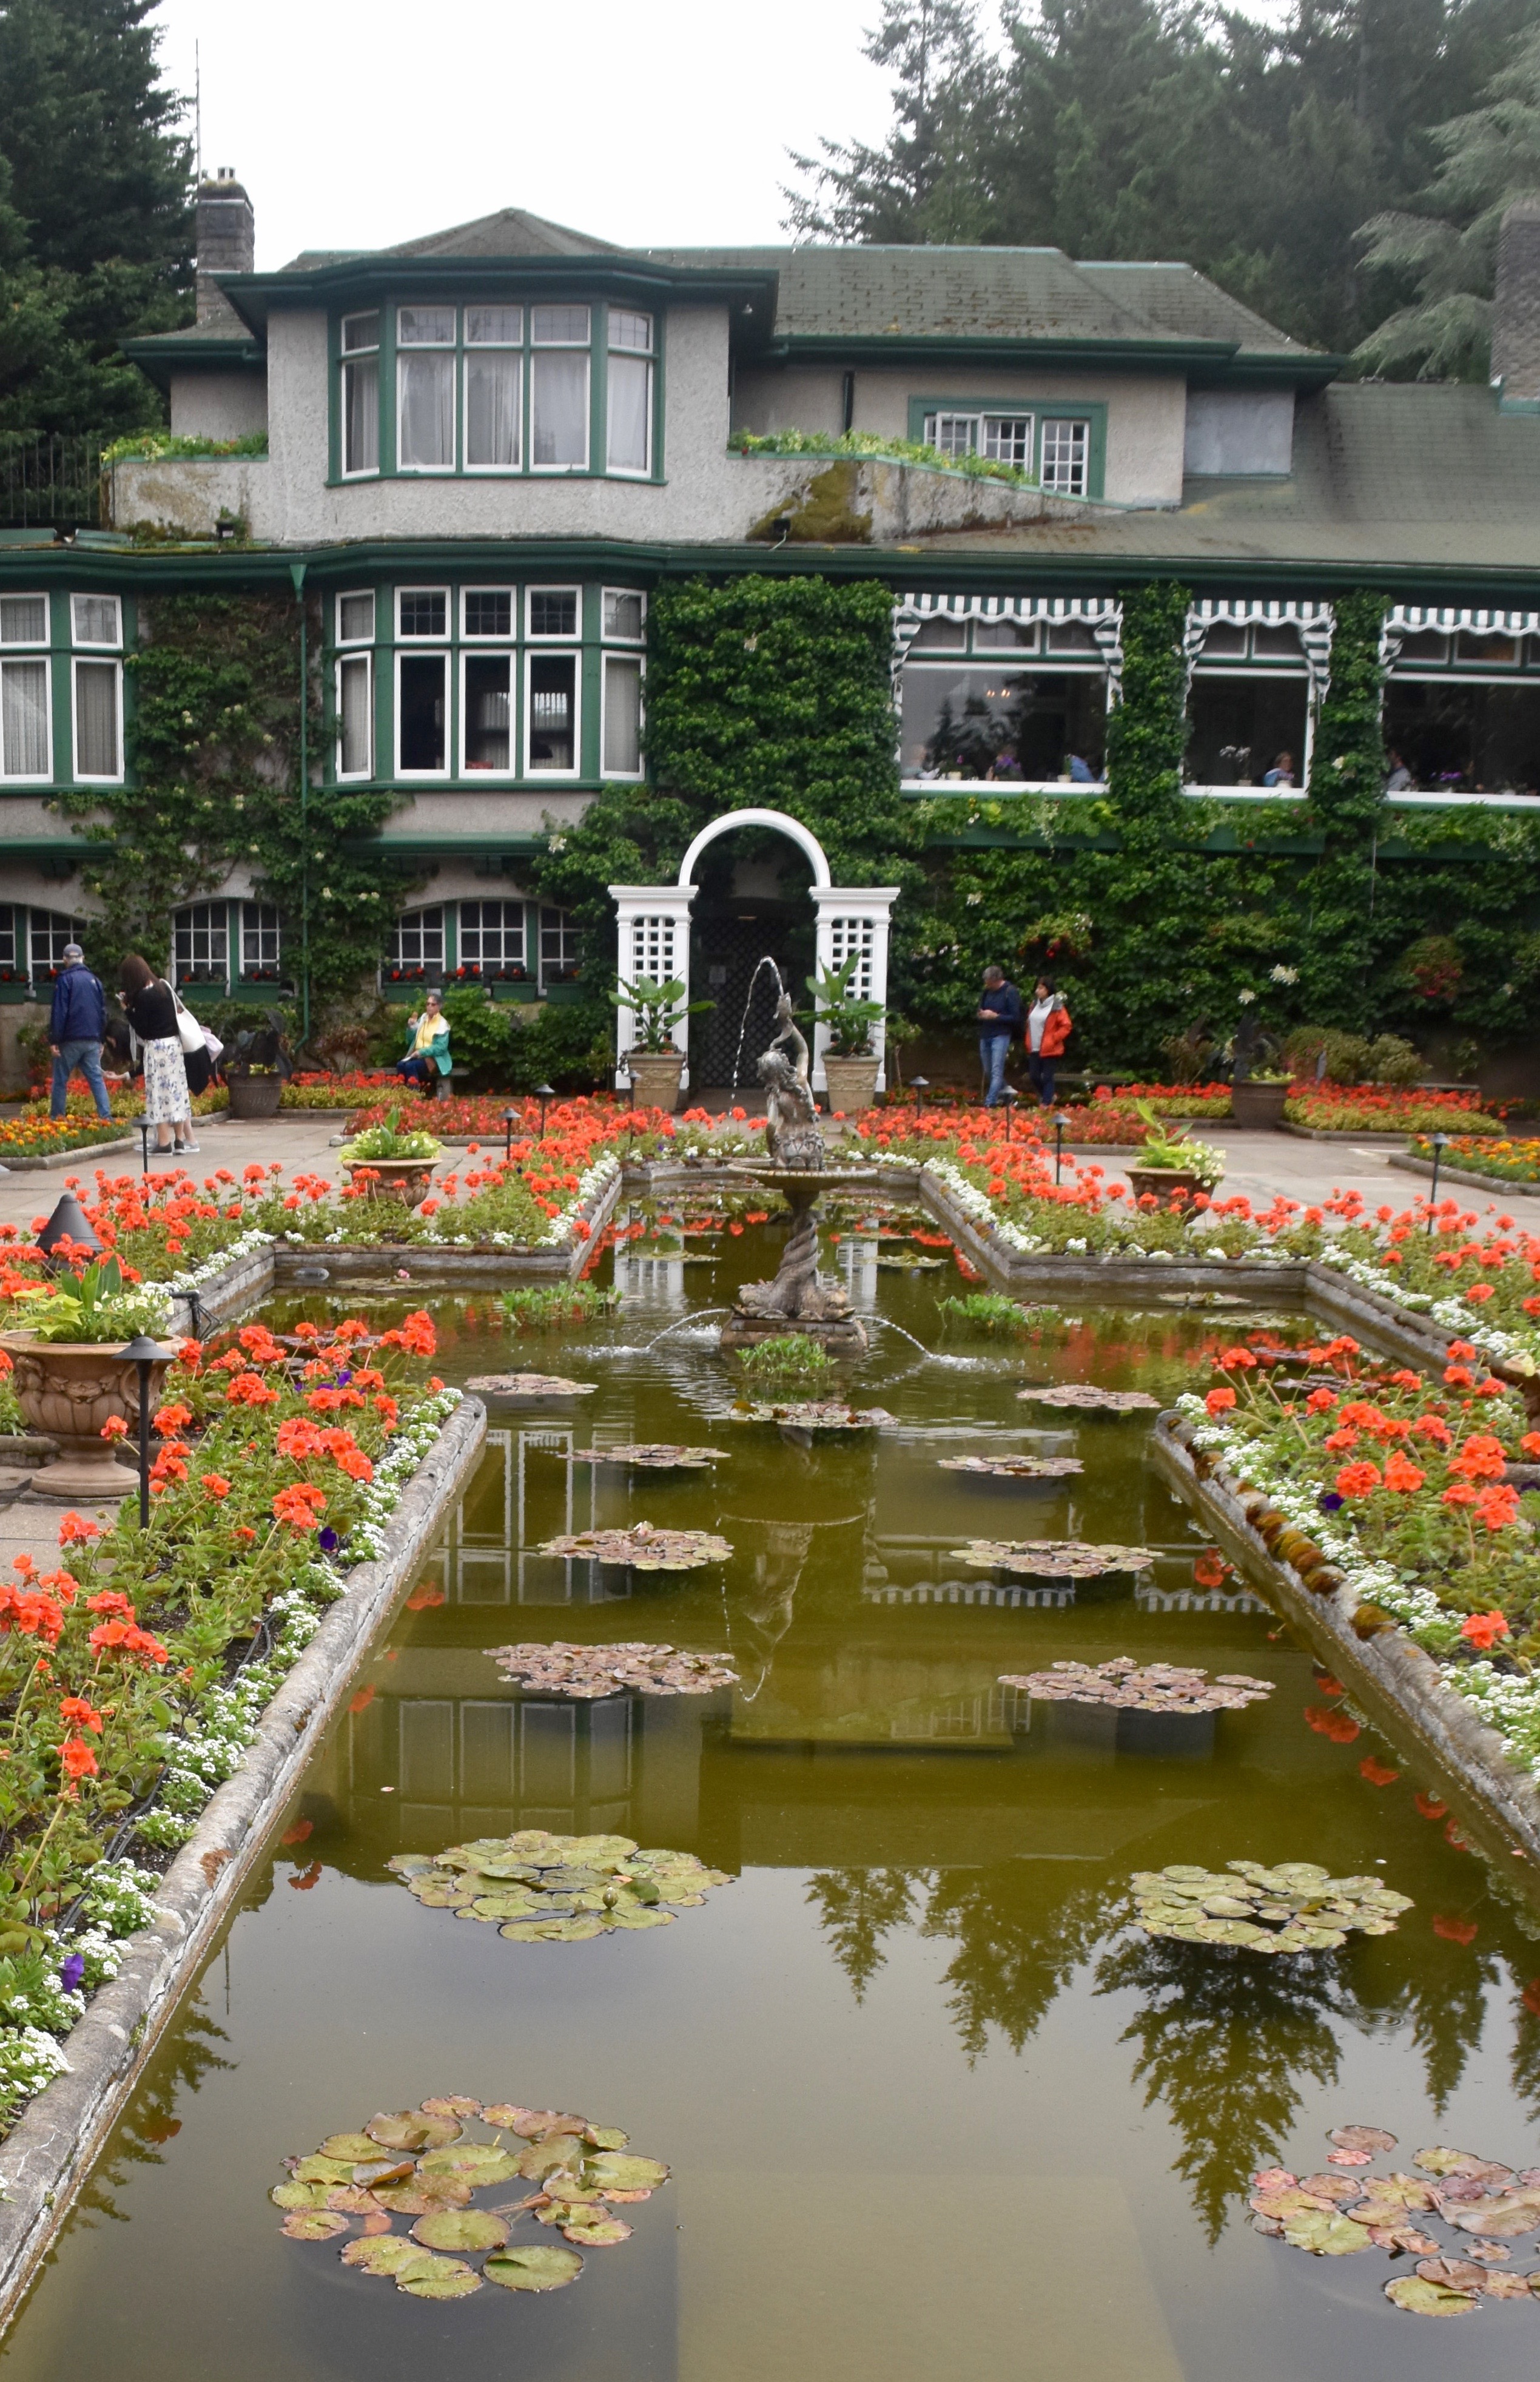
[5,1203,1540,2380]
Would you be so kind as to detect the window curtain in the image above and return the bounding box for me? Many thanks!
[466,353,520,468]
[398,353,454,468]
[604,656,642,772]
[73,661,118,777]
[344,358,378,473]
[340,655,372,775]
[532,353,588,467]
[607,355,651,473]
[1,660,48,775]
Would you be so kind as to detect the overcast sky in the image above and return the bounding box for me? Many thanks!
[150,0,906,267]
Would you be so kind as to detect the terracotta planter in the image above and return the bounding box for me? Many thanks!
[227,1073,284,1119]
[341,1158,437,1208]
[1125,1163,1214,1209]
[0,1333,173,1500]
[626,1052,685,1113]
[1231,1079,1289,1129]
[822,1054,880,1115]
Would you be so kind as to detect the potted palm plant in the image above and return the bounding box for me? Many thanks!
[1,1257,173,1499]
[1125,1103,1225,1209]
[337,1111,443,1206]
[225,1008,294,1120]
[807,957,886,1113]
[610,975,713,1113]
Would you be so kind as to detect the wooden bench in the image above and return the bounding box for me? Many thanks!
[432,1065,457,1102]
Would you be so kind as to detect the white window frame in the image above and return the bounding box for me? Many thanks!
[524,647,580,777]
[539,905,582,988]
[456,898,526,976]
[0,593,49,648]
[337,589,375,645]
[460,587,516,639]
[386,905,445,980]
[1040,417,1089,496]
[602,587,646,643]
[336,650,374,780]
[526,585,580,641]
[459,646,516,779]
[530,306,591,475]
[0,655,52,782]
[395,586,450,640]
[70,594,122,649]
[172,901,229,987]
[606,309,654,478]
[395,648,450,778]
[395,305,457,476]
[923,411,980,457]
[340,312,380,480]
[600,652,644,779]
[982,414,1034,467]
[70,655,123,782]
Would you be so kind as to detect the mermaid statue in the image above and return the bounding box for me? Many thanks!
[756,992,824,1172]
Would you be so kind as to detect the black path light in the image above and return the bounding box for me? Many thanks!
[908,1075,929,1110]
[1427,1129,1450,1231]
[999,1085,1020,1142]
[1053,1112,1069,1184]
[535,1084,556,1141]
[502,1105,519,1166]
[35,1192,102,1266]
[138,1119,152,1178]
[119,1333,171,1529]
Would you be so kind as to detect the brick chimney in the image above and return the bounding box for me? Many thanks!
[1491,195,1540,400]
[196,169,254,323]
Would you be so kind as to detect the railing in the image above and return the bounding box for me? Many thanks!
[0,433,103,529]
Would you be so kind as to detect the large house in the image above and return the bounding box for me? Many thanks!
[5,175,1540,1084]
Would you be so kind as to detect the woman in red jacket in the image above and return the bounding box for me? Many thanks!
[1026,976,1072,1106]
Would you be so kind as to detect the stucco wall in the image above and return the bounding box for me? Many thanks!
[108,456,276,539]
[734,363,1188,506]
[169,370,269,440]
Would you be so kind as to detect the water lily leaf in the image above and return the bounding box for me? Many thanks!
[369,2179,473,2215]
[585,2152,669,2192]
[1450,2199,1540,2237]
[320,2132,383,2160]
[566,1835,641,1863]
[1282,2208,1374,2255]
[1350,2173,1434,2215]
[271,2182,328,2210]
[351,2159,414,2188]
[1296,2173,1366,2204]
[1330,2125,1397,2153]
[324,2187,380,2214]
[1417,2257,1490,2292]
[1368,2225,1441,2255]
[1416,2148,1511,2181]
[484,2245,583,2292]
[1464,2239,1513,2264]
[280,2210,350,2241]
[561,2212,631,2245]
[397,2256,482,2299]
[294,2156,355,2184]
[585,2127,629,2150]
[599,2188,654,2204]
[366,2110,462,2151]
[420,2096,482,2118]
[1384,2276,1479,2316]
[410,2208,510,2252]
[409,1882,476,1909]
[519,2138,587,2182]
[341,2235,424,2275]
[605,1906,673,1931]
[1479,2272,1534,2298]
[419,2144,522,2182]
[507,2109,588,2138]
[385,1854,435,1875]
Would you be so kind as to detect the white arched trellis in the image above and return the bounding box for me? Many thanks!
[610,808,899,1095]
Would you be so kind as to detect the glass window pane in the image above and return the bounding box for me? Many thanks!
[529,590,577,638]
[32,909,87,977]
[398,351,455,468]
[528,655,576,771]
[1,660,49,776]
[344,356,378,472]
[0,596,46,645]
[457,900,524,972]
[973,619,1035,650]
[398,590,447,638]
[339,653,372,775]
[604,590,644,641]
[531,305,590,345]
[466,306,522,346]
[241,902,281,975]
[466,350,520,468]
[607,353,651,473]
[338,592,374,643]
[397,306,455,346]
[464,590,512,638]
[983,415,1032,466]
[399,654,446,771]
[72,595,120,647]
[531,352,588,467]
[173,903,227,982]
[463,654,511,771]
[74,660,119,776]
[389,908,443,974]
[1041,418,1088,494]
[899,661,1108,780]
[926,414,977,457]
[540,905,582,982]
[609,309,651,353]
[341,312,379,354]
[604,656,642,774]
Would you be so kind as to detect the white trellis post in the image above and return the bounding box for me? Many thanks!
[811,886,901,1092]
[608,884,699,1090]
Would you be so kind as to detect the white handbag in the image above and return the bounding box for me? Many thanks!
[169,983,206,1056]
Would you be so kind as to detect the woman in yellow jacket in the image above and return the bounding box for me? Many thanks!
[395,989,451,1094]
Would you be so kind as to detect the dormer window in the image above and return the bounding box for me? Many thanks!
[915,403,1099,498]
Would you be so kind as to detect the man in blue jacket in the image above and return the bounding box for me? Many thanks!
[49,942,112,1119]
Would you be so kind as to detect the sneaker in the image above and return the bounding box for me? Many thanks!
[175,1138,201,1153]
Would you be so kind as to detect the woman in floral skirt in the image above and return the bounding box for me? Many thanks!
[119,953,197,1156]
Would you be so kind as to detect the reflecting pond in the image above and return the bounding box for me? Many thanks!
[5,1202,1540,2380]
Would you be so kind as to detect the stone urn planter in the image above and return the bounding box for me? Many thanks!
[341,1158,437,1208]
[626,1052,685,1113]
[0,1332,173,1500]
[1231,1079,1289,1129]
[1125,1163,1212,1209]
[226,1072,284,1120]
[822,1054,880,1115]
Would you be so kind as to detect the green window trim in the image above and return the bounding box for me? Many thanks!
[904,396,1107,501]
[328,300,665,488]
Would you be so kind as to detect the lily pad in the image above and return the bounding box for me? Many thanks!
[320,2131,385,2160]
[395,1826,733,1944]
[568,1445,728,1469]
[732,1401,895,1431]
[485,2244,584,2292]
[1450,2200,1540,2238]
[410,2208,511,2253]
[271,2181,328,2210]
[1385,2276,1479,2316]
[397,2255,482,2300]
[293,2155,356,2185]
[586,2152,670,2193]
[956,1539,1155,1579]
[1416,2256,1491,2292]
[1133,1863,1411,1951]
[488,1644,737,1699]
[420,2096,482,2119]
[1480,2272,1536,2298]
[341,2234,426,2275]
[537,1524,733,1571]
[1332,2125,1398,2153]
[1003,1658,1271,1714]
[560,2211,632,2245]
[938,1455,1084,1479]
[1016,1384,1161,1412]
[369,2179,474,2216]
[366,2109,462,2152]
[1417,2148,1515,2182]
[1282,2208,1375,2256]
[280,2209,350,2242]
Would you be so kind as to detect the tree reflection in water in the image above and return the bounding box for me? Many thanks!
[805,1869,918,2000]
[76,2005,232,2227]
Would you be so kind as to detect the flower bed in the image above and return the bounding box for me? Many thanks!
[1066,1083,1233,1138]
[0,1115,133,1161]
[1284,1085,1502,1135]
[0,1305,453,2131]
[1179,1332,1540,1781]
[1408,1134,1540,1184]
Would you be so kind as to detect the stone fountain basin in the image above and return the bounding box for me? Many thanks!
[721,1164,884,1194]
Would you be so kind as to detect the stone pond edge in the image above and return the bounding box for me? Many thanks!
[0,1392,488,2335]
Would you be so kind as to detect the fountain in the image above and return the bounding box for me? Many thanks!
[719,986,878,1354]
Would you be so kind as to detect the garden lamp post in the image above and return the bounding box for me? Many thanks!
[535,1084,556,1141]
[138,1120,152,1178]
[1053,1112,1068,1184]
[908,1075,928,1108]
[502,1106,518,1167]
[119,1333,170,1530]
[1427,1130,1450,1230]
[1000,1085,1019,1142]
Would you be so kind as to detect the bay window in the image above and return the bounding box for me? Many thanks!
[397,586,449,774]
[607,310,653,474]
[336,590,374,779]
[397,306,456,471]
[71,594,122,781]
[463,653,512,771]
[341,312,380,476]
[531,305,590,470]
[0,593,49,781]
[465,307,522,470]
[527,654,577,772]
[603,656,643,775]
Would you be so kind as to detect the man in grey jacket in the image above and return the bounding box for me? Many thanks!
[48,943,112,1119]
